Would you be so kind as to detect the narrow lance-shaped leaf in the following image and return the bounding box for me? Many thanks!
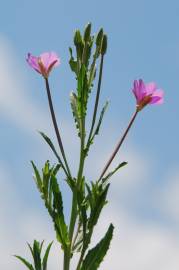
[39,132,65,170]
[51,174,69,247]
[31,161,42,192]
[86,101,109,155]
[14,256,34,270]
[80,224,114,270]
[69,47,78,76]
[15,240,52,270]
[77,64,88,117]
[93,101,109,136]
[70,91,81,137]
[76,177,88,245]
[33,240,42,270]
[88,183,110,229]
[42,241,53,270]
[101,161,128,183]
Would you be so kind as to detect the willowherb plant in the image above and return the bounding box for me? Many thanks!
[15,23,164,270]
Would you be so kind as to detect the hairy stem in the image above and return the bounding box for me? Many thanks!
[63,248,71,270]
[67,115,86,269]
[99,110,138,180]
[71,220,81,251]
[45,78,72,179]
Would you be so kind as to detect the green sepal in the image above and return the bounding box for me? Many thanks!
[80,224,114,270]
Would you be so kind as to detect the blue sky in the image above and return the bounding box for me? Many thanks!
[0,0,179,269]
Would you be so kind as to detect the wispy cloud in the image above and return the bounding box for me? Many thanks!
[155,168,179,225]
[0,36,49,133]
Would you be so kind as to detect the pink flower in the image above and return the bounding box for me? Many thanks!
[132,79,164,111]
[26,52,60,78]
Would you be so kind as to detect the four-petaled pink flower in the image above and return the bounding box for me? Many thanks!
[26,52,60,78]
[132,79,164,111]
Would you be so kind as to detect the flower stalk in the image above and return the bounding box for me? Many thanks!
[99,109,138,181]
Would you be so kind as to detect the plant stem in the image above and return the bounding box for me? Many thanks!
[63,248,71,270]
[45,78,72,179]
[99,110,138,180]
[86,54,104,150]
[71,220,81,251]
[69,117,85,238]
[67,116,86,269]
[76,227,94,270]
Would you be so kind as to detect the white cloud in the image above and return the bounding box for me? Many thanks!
[93,205,179,270]
[0,36,49,133]
[156,168,179,224]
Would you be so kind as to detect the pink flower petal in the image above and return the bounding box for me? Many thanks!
[137,79,146,102]
[145,82,157,95]
[40,52,60,70]
[26,52,60,77]
[26,53,41,73]
[132,79,164,110]
[150,89,164,104]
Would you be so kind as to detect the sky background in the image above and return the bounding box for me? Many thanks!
[0,0,179,269]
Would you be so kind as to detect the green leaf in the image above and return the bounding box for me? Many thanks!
[39,240,44,254]
[14,255,34,270]
[69,47,78,75]
[51,175,69,248]
[31,160,69,249]
[76,178,88,244]
[33,240,41,270]
[70,91,81,137]
[77,64,88,117]
[93,101,109,136]
[81,224,114,270]
[27,242,34,259]
[39,132,63,166]
[31,161,42,192]
[88,183,110,229]
[101,161,128,183]
[42,242,53,270]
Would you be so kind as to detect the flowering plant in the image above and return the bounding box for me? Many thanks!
[15,23,163,270]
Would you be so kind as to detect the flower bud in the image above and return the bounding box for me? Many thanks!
[84,23,92,42]
[74,30,82,46]
[96,28,103,47]
[101,34,107,55]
